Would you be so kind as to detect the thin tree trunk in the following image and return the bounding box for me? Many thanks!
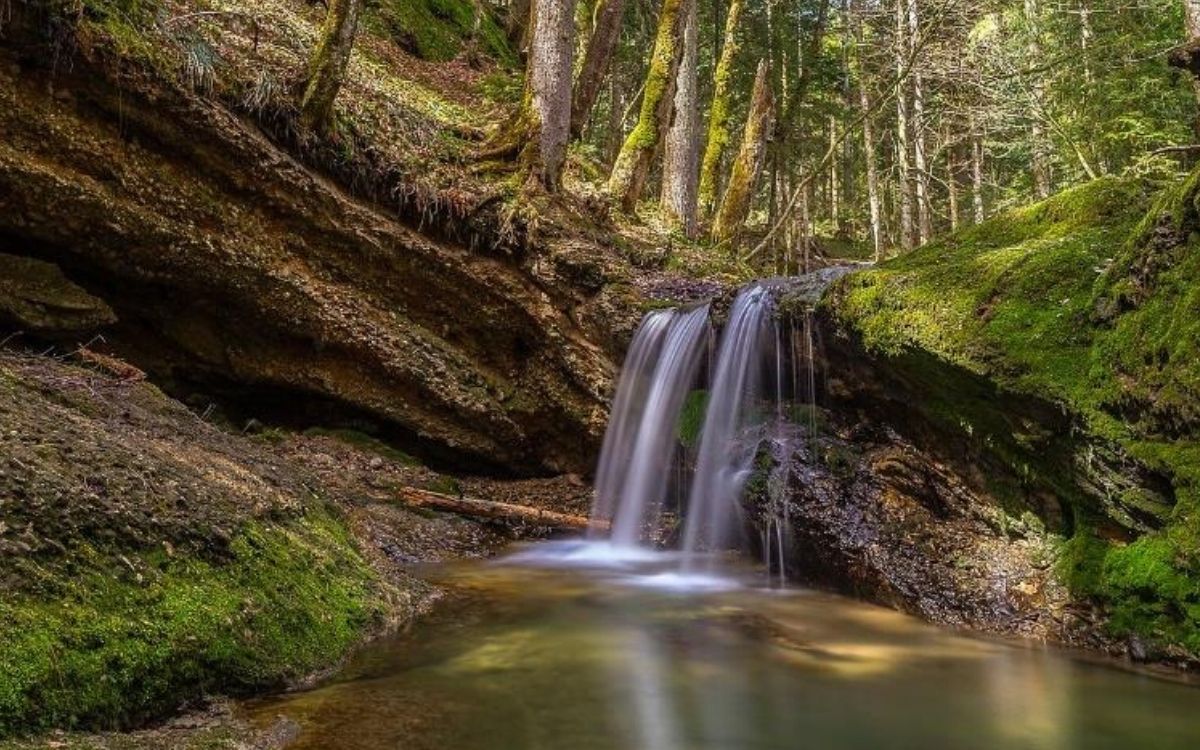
[661,0,700,236]
[603,73,627,166]
[828,115,840,232]
[907,0,931,244]
[971,111,986,224]
[697,0,745,219]
[894,0,915,250]
[800,181,812,273]
[947,143,960,234]
[851,0,882,260]
[521,0,579,191]
[608,0,687,211]
[859,69,883,261]
[571,0,627,137]
[299,0,365,134]
[712,60,774,251]
[1025,0,1052,199]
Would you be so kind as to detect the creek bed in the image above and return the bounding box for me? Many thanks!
[245,542,1200,749]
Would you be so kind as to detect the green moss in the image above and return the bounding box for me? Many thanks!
[0,509,381,736]
[827,172,1200,655]
[364,0,515,65]
[677,390,709,449]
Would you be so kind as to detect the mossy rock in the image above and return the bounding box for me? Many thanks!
[0,509,382,736]
[826,172,1200,657]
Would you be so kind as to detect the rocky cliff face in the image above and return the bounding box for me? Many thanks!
[0,12,638,476]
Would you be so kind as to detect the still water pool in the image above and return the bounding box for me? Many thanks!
[247,542,1200,749]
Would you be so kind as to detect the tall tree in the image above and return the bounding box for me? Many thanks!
[697,0,746,219]
[712,60,775,250]
[1024,0,1052,198]
[571,0,627,137]
[907,0,932,244]
[971,110,986,224]
[894,0,915,249]
[661,0,701,236]
[608,0,687,211]
[522,0,580,190]
[853,1,883,261]
[299,0,365,134]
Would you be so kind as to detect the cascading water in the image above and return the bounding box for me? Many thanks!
[574,276,837,585]
[680,285,775,565]
[590,305,710,546]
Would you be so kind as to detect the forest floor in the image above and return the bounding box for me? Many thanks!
[0,349,589,743]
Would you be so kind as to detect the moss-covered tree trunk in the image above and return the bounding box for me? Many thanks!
[711,60,773,251]
[519,0,579,191]
[299,0,365,134]
[607,0,687,212]
[660,0,699,237]
[697,0,744,220]
[571,0,626,137]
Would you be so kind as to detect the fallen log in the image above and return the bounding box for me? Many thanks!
[396,486,608,532]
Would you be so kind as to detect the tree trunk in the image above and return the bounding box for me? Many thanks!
[971,111,986,224]
[697,0,745,219]
[608,0,687,211]
[660,0,700,237]
[828,115,840,232]
[712,60,774,251]
[907,0,931,244]
[947,143,960,233]
[396,487,607,531]
[1025,0,1052,199]
[299,0,365,134]
[800,180,813,273]
[571,0,627,137]
[859,70,883,262]
[521,0,580,191]
[894,0,915,250]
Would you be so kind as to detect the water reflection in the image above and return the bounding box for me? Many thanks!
[246,544,1200,750]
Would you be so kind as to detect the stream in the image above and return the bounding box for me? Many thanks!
[246,542,1200,749]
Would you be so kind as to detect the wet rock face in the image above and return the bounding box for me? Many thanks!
[757,420,1082,643]
[745,306,1178,655]
[0,47,628,476]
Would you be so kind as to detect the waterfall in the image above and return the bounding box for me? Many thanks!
[591,305,710,546]
[681,285,775,562]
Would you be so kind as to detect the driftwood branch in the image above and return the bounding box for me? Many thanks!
[396,486,607,532]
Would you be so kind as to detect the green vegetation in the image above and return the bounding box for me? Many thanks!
[365,0,515,64]
[0,509,382,735]
[827,172,1200,654]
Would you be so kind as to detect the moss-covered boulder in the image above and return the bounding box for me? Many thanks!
[826,173,1200,659]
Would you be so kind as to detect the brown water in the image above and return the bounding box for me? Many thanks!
[247,542,1200,749]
